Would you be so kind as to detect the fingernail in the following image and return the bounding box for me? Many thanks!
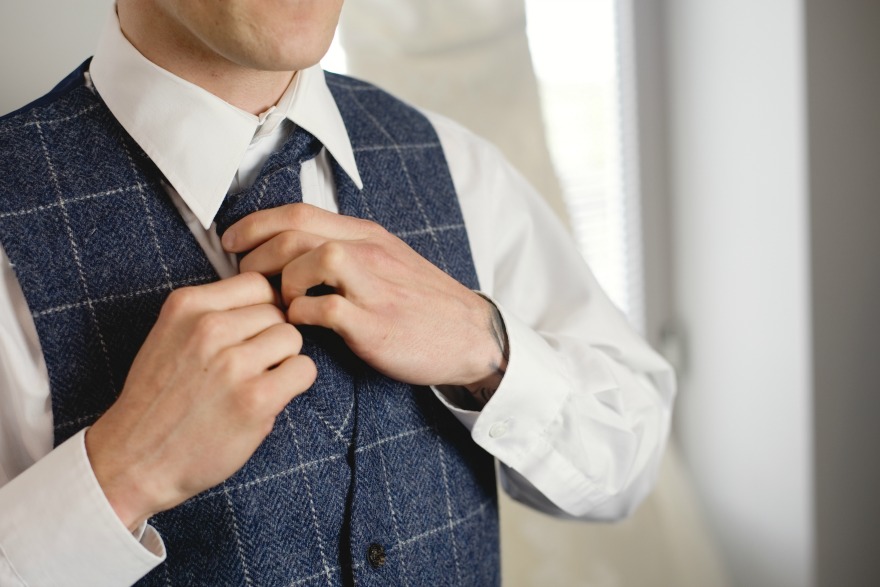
[222,229,236,250]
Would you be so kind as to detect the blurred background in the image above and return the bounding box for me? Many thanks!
[2,1,878,585]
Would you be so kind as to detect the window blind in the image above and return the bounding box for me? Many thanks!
[526,0,645,331]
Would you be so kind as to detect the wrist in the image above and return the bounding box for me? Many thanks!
[460,294,509,406]
[84,424,157,532]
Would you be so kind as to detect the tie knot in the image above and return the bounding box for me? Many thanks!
[215,126,323,237]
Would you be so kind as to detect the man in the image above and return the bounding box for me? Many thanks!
[0,1,675,585]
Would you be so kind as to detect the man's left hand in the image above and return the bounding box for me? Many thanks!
[221,203,507,395]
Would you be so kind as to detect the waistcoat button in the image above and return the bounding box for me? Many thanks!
[367,543,387,568]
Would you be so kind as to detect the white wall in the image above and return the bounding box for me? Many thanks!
[0,1,110,116]
[664,1,815,586]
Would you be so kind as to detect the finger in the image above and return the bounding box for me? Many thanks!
[227,322,304,375]
[238,230,328,275]
[166,272,275,314]
[287,294,364,339]
[222,203,380,253]
[278,240,365,305]
[193,303,286,353]
[260,354,317,409]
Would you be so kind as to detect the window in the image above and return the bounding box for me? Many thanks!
[526,0,644,330]
[325,0,643,329]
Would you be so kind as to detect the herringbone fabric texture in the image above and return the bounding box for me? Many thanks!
[0,63,499,586]
[213,126,322,237]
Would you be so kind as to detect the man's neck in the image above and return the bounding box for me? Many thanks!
[117,3,294,115]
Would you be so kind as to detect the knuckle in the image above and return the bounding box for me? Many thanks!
[278,355,317,392]
[318,241,346,271]
[267,304,287,324]
[240,271,273,299]
[281,282,297,305]
[195,312,227,340]
[284,203,310,227]
[281,322,303,347]
[237,255,255,274]
[280,272,302,303]
[239,270,269,290]
[216,349,248,381]
[321,295,346,325]
[285,299,304,324]
[163,286,198,317]
[233,382,270,419]
[360,219,386,236]
[279,231,299,256]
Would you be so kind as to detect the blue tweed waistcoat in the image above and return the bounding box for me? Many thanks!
[0,62,499,586]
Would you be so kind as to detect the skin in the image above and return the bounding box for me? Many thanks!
[117,0,344,113]
[87,273,317,530]
[226,203,508,391]
[87,0,508,531]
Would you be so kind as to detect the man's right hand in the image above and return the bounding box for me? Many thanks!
[84,272,316,531]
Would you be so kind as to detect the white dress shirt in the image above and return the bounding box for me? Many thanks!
[0,10,675,586]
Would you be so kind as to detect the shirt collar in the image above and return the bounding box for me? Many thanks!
[89,9,363,230]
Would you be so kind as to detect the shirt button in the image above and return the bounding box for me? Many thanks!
[367,543,386,568]
[488,420,509,438]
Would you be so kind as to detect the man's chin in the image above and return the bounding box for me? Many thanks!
[231,44,331,73]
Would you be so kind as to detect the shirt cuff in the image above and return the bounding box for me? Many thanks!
[433,298,617,515]
[0,429,165,586]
